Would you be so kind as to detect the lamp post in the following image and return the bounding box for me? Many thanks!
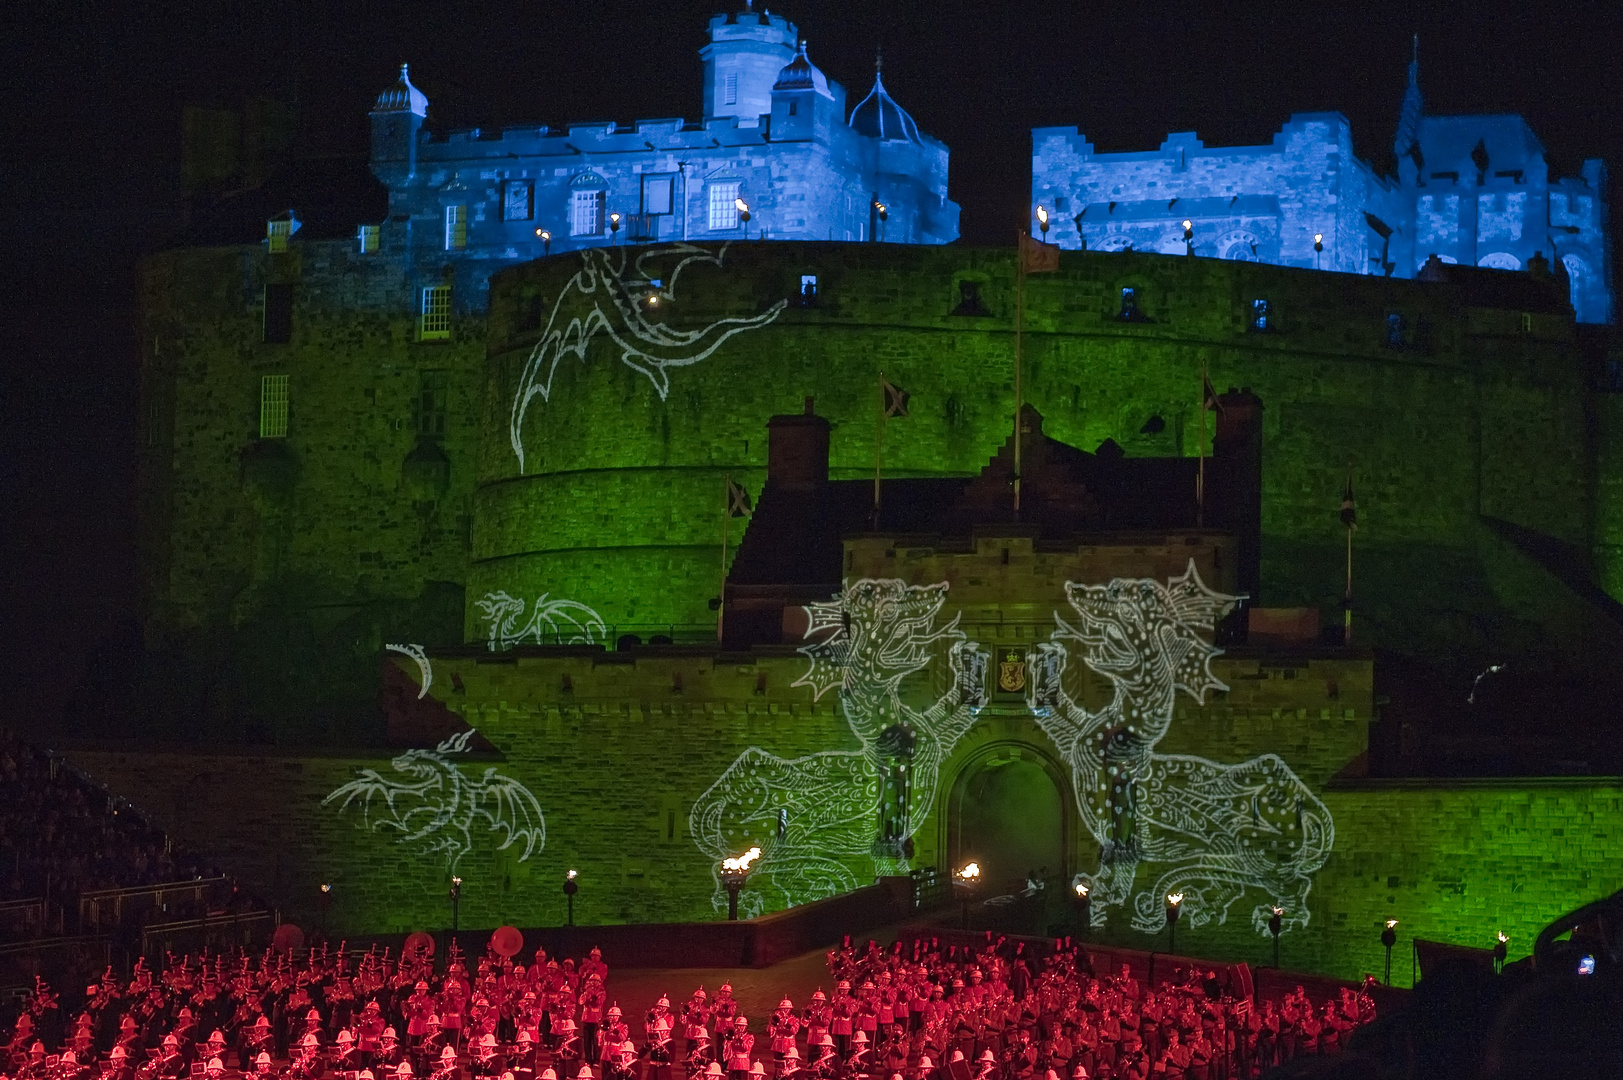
[1165,892,1184,956]
[1036,205,1049,242]
[719,847,761,921]
[449,877,461,933]
[563,870,578,927]
[609,213,621,244]
[735,198,751,240]
[1313,232,1324,270]
[1493,931,1508,975]
[1183,219,1194,256]
[535,228,551,257]
[1381,919,1398,985]
[1268,906,1283,970]
[1072,882,1091,940]
[953,862,981,930]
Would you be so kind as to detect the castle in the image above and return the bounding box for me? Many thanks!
[1031,43,1612,325]
[94,7,1623,983]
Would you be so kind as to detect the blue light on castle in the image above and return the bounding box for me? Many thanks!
[368,3,958,310]
[1031,42,1612,324]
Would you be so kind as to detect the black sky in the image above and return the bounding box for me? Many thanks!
[0,0,1617,731]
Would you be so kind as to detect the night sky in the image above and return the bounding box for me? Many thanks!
[1,0,1616,733]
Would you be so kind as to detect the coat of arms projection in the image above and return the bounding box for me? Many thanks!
[691,579,987,916]
[476,592,607,650]
[324,730,545,872]
[508,242,787,472]
[1026,561,1334,936]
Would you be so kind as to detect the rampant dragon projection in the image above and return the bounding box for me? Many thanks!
[323,730,545,872]
[475,591,607,651]
[691,579,986,916]
[509,242,787,472]
[1026,561,1333,936]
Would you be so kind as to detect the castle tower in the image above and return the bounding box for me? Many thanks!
[370,63,428,188]
[769,40,835,140]
[701,2,798,122]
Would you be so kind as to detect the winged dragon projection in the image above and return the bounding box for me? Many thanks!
[323,730,545,871]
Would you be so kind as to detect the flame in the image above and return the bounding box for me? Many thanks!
[1074,883,1089,896]
[957,862,981,880]
[722,847,761,872]
[1497,931,1509,944]
[1167,892,1184,906]
[1385,919,1398,930]
[1036,206,1048,225]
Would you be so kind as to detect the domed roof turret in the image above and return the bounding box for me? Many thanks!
[847,52,920,143]
[373,64,428,118]
[773,41,831,98]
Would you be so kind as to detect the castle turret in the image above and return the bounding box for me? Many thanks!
[701,2,797,123]
[370,63,427,188]
[769,40,835,140]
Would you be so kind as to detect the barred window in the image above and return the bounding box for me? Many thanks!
[421,285,452,341]
[444,204,467,250]
[503,181,533,222]
[267,219,292,253]
[357,224,380,254]
[571,189,604,236]
[414,370,448,437]
[259,374,289,439]
[708,182,740,231]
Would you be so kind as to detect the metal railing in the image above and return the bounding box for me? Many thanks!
[78,877,235,933]
[910,866,953,911]
[139,911,273,957]
[491,624,720,650]
[0,898,49,941]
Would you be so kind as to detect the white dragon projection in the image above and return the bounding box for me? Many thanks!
[323,729,545,872]
[1026,561,1333,936]
[691,579,987,916]
[476,591,607,651]
[509,242,787,472]
[385,643,432,699]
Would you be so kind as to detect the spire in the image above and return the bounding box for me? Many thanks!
[1394,34,1422,166]
[849,46,920,143]
[373,63,428,118]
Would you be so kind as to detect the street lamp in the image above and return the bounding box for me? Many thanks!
[735,197,752,239]
[1493,931,1509,975]
[719,847,761,921]
[1381,919,1398,985]
[1072,882,1091,940]
[1165,892,1184,956]
[953,862,981,930]
[1036,205,1049,241]
[563,870,579,927]
[449,877,462,933]
[535,228,551,256]
[1268,906,1283,970]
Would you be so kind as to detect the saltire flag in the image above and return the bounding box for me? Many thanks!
[1019,232,1060,273]
[882,379,910,418]
[727,477,752,517]
[1340,472,1357,530]
[1203,376,1224,413]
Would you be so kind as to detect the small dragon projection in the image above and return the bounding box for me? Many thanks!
[323,730,545,871]
[476,591,607,650]
[509,242,787,472]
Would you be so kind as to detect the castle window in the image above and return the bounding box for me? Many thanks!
[259,375,289,439]
[266,218,293,253]
[708,182,741,230]
[788,100,797,116]
[571,188,604,236]
[503,181,533,222]
[263,283,293,344]
[444,204,467,250]
[414,370,448,437]
[1384,312,1406,348]
[723,73,739,106]
[642,175,674,216]
[1118,286,1146,322]
[1250,298,1270,332]
[357,224,380,254]
[420,285,452,341]
[799,274,818,303]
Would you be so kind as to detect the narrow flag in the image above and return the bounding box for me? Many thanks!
[1018,232,1060,273]
[727,477,752,517]
[882,379,910,419]
[1340,472,1356,529]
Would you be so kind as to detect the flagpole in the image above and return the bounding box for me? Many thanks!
[1014,231,1025,516]
[873,369,886,526]
[1345,510,1354,646]
[718,473,730,644]
[1197,359,1207,529]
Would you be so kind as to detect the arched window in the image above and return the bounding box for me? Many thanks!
[1477,252,1521,270]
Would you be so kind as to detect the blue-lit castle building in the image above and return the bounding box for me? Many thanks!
[368,3,957,309]
[1031,47,1612,324]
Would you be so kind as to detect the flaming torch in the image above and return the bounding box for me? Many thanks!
[1165,892,1185,956]
[720,847,761,921]
[954,862,982,930]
